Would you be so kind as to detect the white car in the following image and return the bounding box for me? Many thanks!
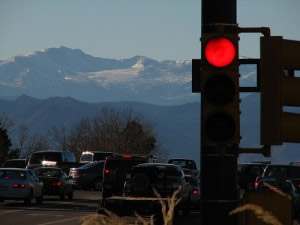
[0,168,44,204]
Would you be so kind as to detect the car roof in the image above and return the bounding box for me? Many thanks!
[137,163,181,168]
[4,159,27,162]
[32,150,67,153]
[0,168,29,171]
[82,151,116,154]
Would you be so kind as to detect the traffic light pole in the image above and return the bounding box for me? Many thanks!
[200,0,239,225]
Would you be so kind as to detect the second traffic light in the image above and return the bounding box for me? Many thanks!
[201,30,240,145]
[261,36,300,145]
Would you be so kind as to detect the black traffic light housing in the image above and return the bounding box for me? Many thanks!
[201,30,240,145]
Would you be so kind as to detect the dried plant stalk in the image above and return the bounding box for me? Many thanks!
[230,204,283,225]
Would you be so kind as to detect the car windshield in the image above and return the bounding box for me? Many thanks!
[30,152,62,164]
[2,160,26,168]
[0,170,26,179]
[34,168,61,177]
[168,160,196,169]
[79,161,102,169]
[80,153,93,162]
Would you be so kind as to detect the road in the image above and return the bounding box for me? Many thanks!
[0,190,200,225]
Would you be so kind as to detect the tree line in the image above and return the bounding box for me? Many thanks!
[0,107,168,163]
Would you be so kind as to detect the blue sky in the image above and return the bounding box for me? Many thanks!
[0,0,300,61]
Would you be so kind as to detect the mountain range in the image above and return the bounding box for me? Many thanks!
[0,46,257,105]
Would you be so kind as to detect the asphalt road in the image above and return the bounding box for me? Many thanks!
[0,190,200,225]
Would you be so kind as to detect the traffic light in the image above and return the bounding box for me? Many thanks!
[261,36,300,145]
[201,30,240,145]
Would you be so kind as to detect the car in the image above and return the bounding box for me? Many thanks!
[33,167,73,200]
[0,168,44,204]
[167,158,198,176]
[185,174,200,210]
[26,150,77,173]
[101,155,149,198]
[255,164,300,190]
[256,178,300,217]
[238,163,268,191]
[1,159,28,168]
[79,151,120,164]
[100,163,191,217]
[69,161,104,191]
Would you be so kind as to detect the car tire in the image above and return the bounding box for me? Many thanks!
[36,195,43,204]
[59,189,66,200]
[93,178,102,191]
[68,190,74,200]
[24,190,33,205]
[246,182,254,191]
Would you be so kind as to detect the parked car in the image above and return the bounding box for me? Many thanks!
[255,164,300,190]
[0,168,44,204]
[238,163,268,191]
[168,158,198,176]
[256,178,300,217]
[26,150,78,173]
[79,151,120,164]
[69,161,104,191]
[1,159,28,168]
[185,174,200,210]
[33,167,73,200]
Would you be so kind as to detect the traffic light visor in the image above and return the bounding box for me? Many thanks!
[205,37,236,67]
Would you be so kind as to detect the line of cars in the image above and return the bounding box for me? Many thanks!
[238,162,300,218]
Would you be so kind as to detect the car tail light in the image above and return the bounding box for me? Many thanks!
[255,177,260,188]
[105,169,110,174]
[53,182,62,186]
[13,184,25,188]
[192,189,199,195]
[123,155,132,159]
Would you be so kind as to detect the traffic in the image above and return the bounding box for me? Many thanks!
[1,150,300,224]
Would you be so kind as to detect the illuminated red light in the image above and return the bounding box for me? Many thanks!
[123,155,132,158]
[20,184,25,188]
[105,169,110,174]
[56,182,62,187]
[192,189,199,195]
[13,184,18,188]
[205,37,236,67]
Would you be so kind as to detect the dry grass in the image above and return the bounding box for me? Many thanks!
[230,203,283,225]
[230,182,294,225]
[80,189,180,225]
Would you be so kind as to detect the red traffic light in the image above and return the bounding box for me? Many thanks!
[205,37,236,67]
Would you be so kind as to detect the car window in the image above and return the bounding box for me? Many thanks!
[168,160,196,170]
[94,153,114,161]
[290,167,300,178]
[80,153,93,162]
[0,170,26,179]
[34,168,61,177]
[30,152,62,163]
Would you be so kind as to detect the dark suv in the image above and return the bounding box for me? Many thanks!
[255,164,300,190]
[101,155,148,198]
[238,163,268,191]
[101,163,191,217]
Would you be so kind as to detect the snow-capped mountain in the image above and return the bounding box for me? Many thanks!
[0,46,256,105]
